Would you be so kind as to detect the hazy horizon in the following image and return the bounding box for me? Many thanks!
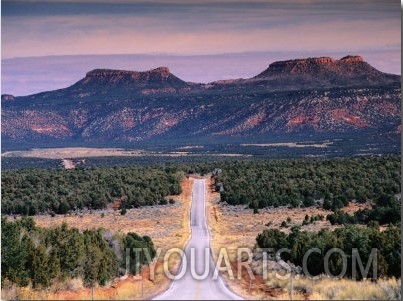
[2,0,401,96]
[3,0,400,58]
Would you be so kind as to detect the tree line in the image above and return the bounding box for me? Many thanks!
[256,224,400,279]
[1,217,155,289]
[2,157,400,225]
[326,192,401,226]
[212,157,400,225]
[1,166,183,215]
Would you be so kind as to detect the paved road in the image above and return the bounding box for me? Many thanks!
[154,178,243,300]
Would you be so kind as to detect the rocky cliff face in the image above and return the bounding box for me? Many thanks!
[82,67,176,86]
[1,56,401,148]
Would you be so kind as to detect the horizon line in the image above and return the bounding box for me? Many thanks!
[3,48,401,62]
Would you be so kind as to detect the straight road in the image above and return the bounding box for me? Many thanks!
[154,178,243,300]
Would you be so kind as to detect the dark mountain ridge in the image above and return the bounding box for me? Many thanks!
[2,55,401,151]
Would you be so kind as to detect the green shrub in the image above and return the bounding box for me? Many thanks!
[159,199,168,205]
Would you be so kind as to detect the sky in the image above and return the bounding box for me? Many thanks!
[1,0,401,95]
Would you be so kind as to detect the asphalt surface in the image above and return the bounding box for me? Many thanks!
[154,178,243,300]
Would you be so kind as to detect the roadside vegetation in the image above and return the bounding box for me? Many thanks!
[1,217,156,290]
[256,224,400,279]
[206,173,401,300]
[2,177,193,300]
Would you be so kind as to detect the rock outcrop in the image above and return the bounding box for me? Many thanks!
[67,66,191,95]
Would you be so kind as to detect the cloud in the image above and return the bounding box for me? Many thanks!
[1,0,400,59]
[2,11,400,59]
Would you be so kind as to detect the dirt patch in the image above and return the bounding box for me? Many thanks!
[341,202,371,214]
